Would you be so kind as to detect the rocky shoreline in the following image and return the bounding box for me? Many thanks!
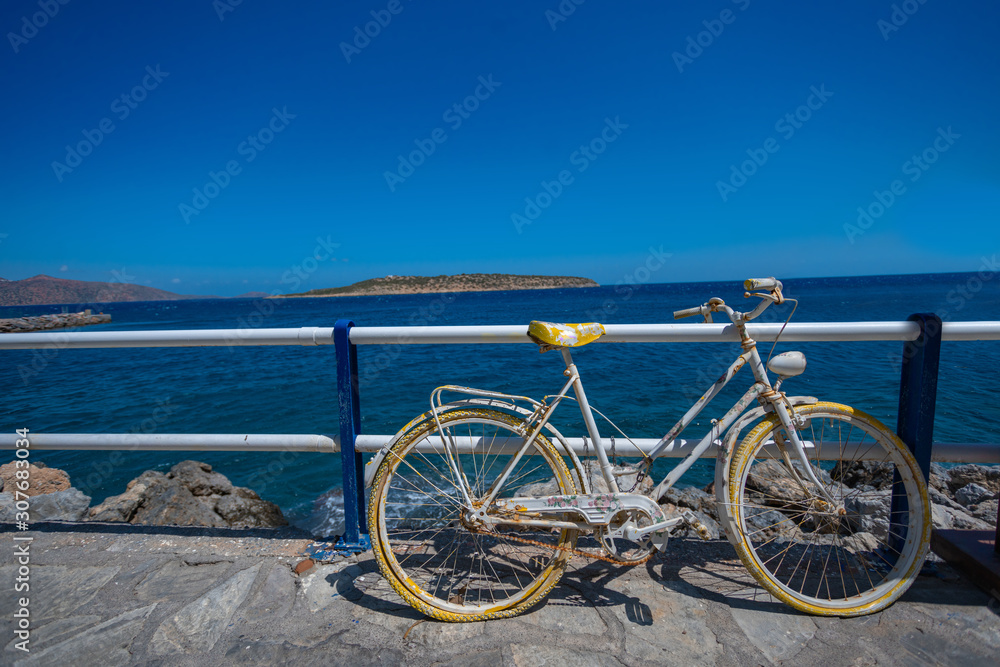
[0,460,286,529]
[0,309,111,333]
[659,461,999,541]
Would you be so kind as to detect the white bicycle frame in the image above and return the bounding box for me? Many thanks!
[405,284,835,544]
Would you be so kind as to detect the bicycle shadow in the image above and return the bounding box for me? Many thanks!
[336,538,790,623]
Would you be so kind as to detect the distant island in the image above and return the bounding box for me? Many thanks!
[276,274,599,298]
[0,275,216,307]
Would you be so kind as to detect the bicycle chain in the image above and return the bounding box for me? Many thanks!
[496,529,655,566]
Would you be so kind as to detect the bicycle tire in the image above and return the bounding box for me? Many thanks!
[368,408,579,622]
[727,402,930,616]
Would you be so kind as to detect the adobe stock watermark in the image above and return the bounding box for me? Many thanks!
[511,116,628,233]
[214,0,243,21]
[76,397,177,498]
[716,84,833,202]
[886,254,997,374]
[843,126,959,243]
[672,0,751,73]
[583,246,672,321]
[17,267,137,385]
[51,65,169,182]
[383,75,501,192]
[877,0,930,41]
[7,0,70,53]
[224,235,341,349]
[179,107,295,223]
[340,0,412,63]
[545,0,586,31]
[359,292,455,388]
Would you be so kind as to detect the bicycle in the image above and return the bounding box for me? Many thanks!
[365,278,931,622]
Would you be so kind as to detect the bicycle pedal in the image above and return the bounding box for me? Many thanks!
[680,510,712,541]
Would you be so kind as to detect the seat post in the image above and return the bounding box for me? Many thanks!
[559,347,619,492]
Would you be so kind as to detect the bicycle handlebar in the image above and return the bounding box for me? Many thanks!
[673,305,704,320]
[674,278,786,323]
[744,277,782,291]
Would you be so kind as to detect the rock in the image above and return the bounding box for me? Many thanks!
[0,488,91,522]
[929,463,952,493]
[31,487,91,521]
[661,486,716,517]
[930,487,968,513]
[932,502,994,531]
[169,460,234,496]
[947,464,1000,495]
[746,459,833,505]
[215,488,286,527]
[832,460,894,490]
[89,471,163,522]
[955,483,995,508]
[843,489,891,536]
[0,461,71,496]
[88,461,286,528]
[971,499,999,523]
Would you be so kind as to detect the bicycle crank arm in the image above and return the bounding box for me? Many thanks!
[498,493,668,527]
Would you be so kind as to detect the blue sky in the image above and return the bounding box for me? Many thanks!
[1,0,998,295]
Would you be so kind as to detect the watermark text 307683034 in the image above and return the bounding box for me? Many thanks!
[51,65,169,182]
[11,428,33,653]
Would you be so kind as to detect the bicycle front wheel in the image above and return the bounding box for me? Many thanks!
[728,402,930,616]
[368,408,579,622]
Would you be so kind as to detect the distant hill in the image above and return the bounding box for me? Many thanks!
[0,275,212,307]
[278,273,599,298]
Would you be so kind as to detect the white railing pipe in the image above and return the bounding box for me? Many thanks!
[1,433,994,463]
[1,321,999,350]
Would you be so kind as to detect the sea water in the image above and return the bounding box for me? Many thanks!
[2,273,998,535]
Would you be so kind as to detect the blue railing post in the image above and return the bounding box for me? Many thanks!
[889,313,941,554]
[332,319,369,552]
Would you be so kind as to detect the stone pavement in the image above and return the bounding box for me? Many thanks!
[2,522,999,666]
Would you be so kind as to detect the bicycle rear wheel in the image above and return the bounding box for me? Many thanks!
[368,408,579,622]
[727,402,930,616]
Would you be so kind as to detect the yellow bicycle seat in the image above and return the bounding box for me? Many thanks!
[527,321,606,352]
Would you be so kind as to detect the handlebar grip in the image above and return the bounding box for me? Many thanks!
[673,306,703,320]
[744,277,782,291]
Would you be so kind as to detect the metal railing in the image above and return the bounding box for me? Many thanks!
[2,317,999,553]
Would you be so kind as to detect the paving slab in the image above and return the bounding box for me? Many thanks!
[2,523,1000,666]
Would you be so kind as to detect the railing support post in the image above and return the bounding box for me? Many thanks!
[890,313,941,554]
[331,319,369,553]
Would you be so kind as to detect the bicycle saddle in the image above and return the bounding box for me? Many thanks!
[527,321,606,352]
